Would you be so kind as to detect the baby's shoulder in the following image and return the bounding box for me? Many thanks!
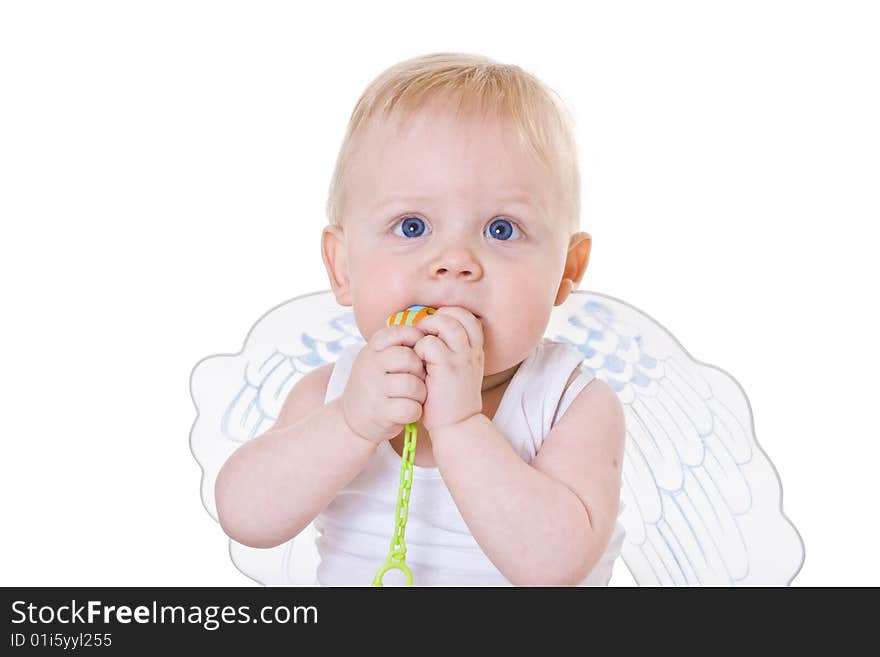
[536,339,590,386]
[559,375,622,427]
[271,363,334,432]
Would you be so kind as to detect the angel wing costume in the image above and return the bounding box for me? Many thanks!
[189,290,804,585]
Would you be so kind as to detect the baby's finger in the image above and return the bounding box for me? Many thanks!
[413,334,447,365]
[386,398,423,425]
[434,306,483,349]
[369,324,425,352]
[383,373,427,404]
[415,313,470,352]
[379,345,426,379]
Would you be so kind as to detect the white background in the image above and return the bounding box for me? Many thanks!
[2,1,877,586]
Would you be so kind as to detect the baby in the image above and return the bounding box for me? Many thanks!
[215,52,627,586]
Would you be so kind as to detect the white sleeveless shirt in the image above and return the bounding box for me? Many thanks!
[316,337,626,586]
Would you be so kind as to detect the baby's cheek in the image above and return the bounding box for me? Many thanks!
[486,284,552,372]
[350,260,411,339]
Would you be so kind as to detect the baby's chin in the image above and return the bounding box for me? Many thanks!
[481,342,525,377]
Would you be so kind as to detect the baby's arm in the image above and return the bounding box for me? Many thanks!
[214,364,376,549]
[431,377,625,586]
[214,324,427,549]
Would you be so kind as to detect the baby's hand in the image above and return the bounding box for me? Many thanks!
[413,307,484,434]
[341,325,427,445]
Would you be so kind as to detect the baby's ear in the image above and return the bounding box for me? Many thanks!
[321,224,352,306]
[554,232,592,306]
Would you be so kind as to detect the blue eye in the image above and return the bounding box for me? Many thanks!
[394,216,429,238]
[486,218,520,241]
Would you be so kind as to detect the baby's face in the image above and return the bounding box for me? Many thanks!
[327,100,573,377]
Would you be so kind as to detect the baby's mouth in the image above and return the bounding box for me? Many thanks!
[421,303,481,319]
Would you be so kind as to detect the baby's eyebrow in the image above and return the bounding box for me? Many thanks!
[498,194,543,210]
[372,195,435,212]
[488,193,540,209]
[372,193,542,213]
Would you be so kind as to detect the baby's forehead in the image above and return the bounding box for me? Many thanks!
[344,100,564,218]
[366,101,519,142]
[330,88,577,232]
[355,107,549,180]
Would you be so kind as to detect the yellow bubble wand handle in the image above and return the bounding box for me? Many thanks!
[372,305,435,587]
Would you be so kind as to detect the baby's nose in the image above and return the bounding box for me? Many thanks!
[431,249,483,280]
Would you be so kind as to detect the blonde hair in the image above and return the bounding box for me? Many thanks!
[325,52,581,233]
